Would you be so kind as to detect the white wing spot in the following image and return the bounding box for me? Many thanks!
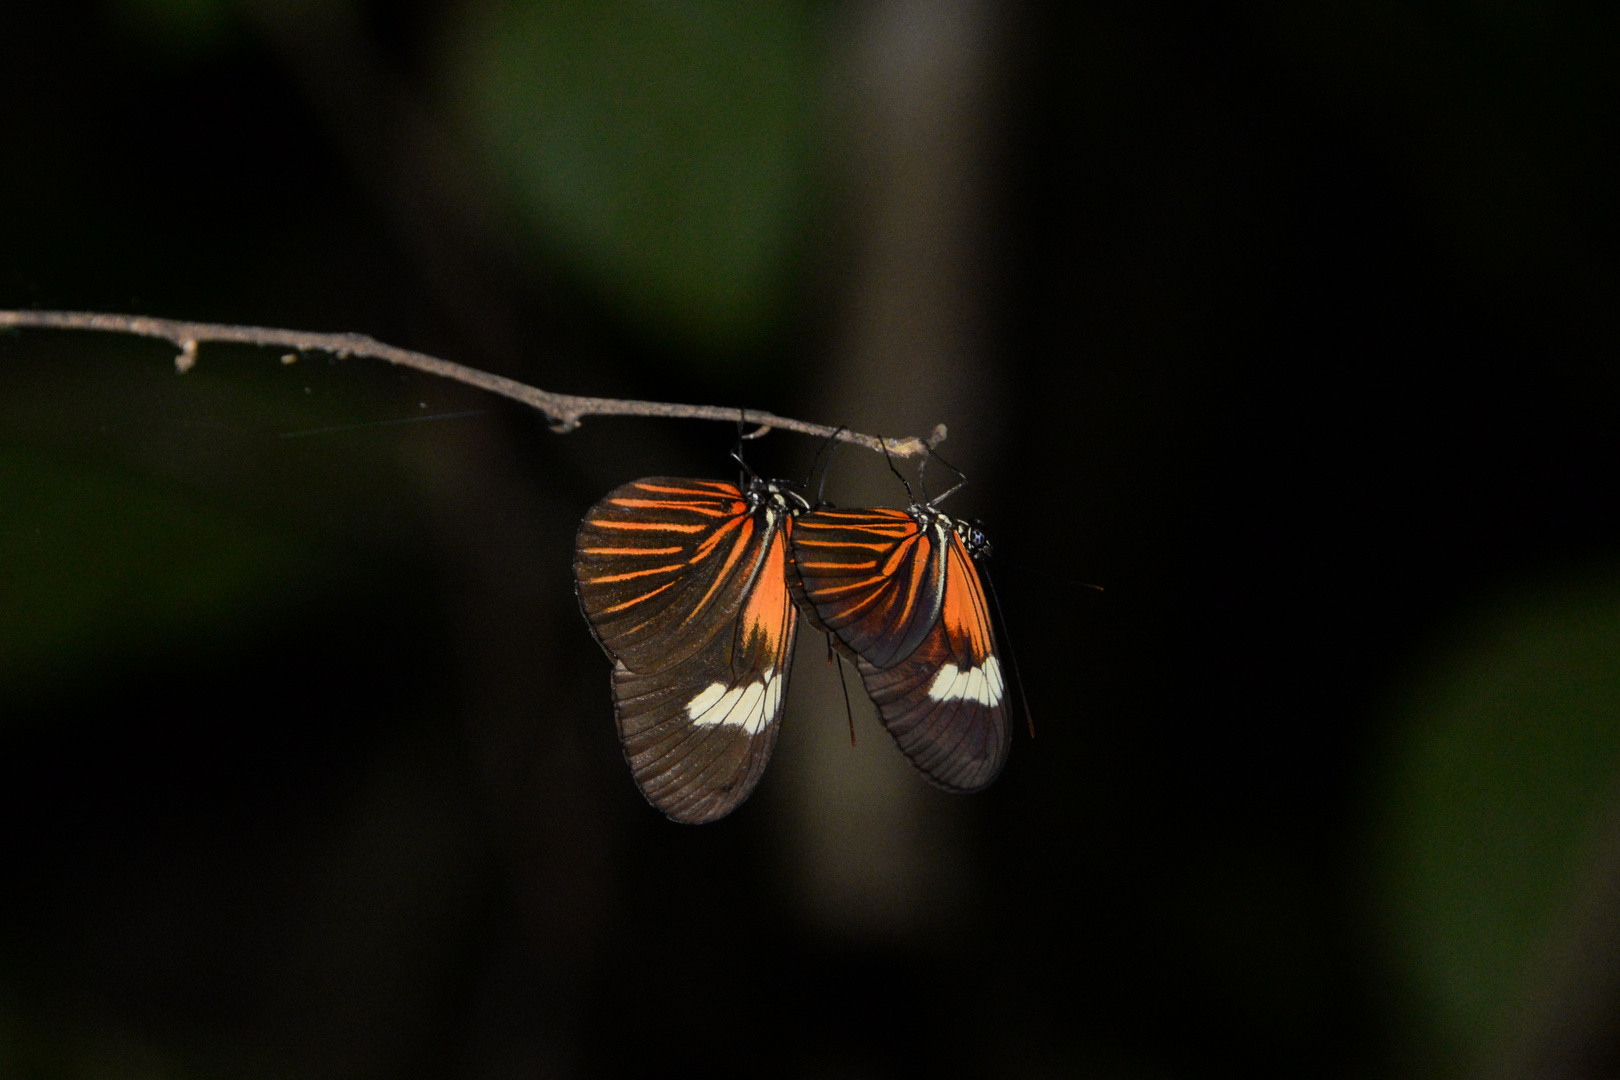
[686,668,779,736]
[685,682,726,717]
[926,656,1004,705]
[728,681,765,729]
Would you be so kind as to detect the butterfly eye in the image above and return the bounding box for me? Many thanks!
[950,517,991,557]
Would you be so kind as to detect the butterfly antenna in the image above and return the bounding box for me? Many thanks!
[927,444,968,484]
[924,445,969,507]
[730,410,765,487]
[807,425,847,508]
[881,438,917,504]
[817,444,839,508]
[730,449,762,485]
[981,564,1034,739]
[829,637,857,747]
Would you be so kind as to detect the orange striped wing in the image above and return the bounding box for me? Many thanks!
[856,528,1010,791]
[577,479,771,671]
[574,478,800,822]
[788,508,947,670]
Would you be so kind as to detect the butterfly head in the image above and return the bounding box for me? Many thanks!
[954,517,993,560]
[745,476,811,520]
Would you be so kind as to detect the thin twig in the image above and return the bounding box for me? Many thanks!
[0,310,946,457]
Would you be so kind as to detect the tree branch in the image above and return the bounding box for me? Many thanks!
[0,310,947,458]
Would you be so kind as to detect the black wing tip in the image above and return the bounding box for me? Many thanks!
[615,684,784,826]
[639,766,763,824]
[907,755,1009,794]
[659,799,745,825]
[895,724,1011,792]
[881,699,1012,793]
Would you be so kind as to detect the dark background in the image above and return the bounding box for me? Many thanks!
[5,1,1620,1076]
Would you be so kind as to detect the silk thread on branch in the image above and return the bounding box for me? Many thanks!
[0,310,946,458]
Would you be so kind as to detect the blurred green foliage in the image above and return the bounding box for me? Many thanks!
[109,0,230,53]
[110,0,825,358]
[1376,566,1620,1059]
[447,0,820,355]
[0,448,318,714]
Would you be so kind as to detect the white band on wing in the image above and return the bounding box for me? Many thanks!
[925,656,1004,706]
[686,668,780,736]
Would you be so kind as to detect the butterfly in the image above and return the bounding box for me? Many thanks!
[573,476,807,823]
[787,503,1010,792]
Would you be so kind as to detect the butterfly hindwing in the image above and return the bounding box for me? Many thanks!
[611,523,799,822]
[575,478,800,822]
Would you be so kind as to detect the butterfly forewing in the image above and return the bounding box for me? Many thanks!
[788,508,946,669]
[575,478,800,822]
[577,479,770,671]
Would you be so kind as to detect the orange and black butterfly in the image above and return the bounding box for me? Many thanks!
[788,503,1010,792]
[574,476,808,823]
